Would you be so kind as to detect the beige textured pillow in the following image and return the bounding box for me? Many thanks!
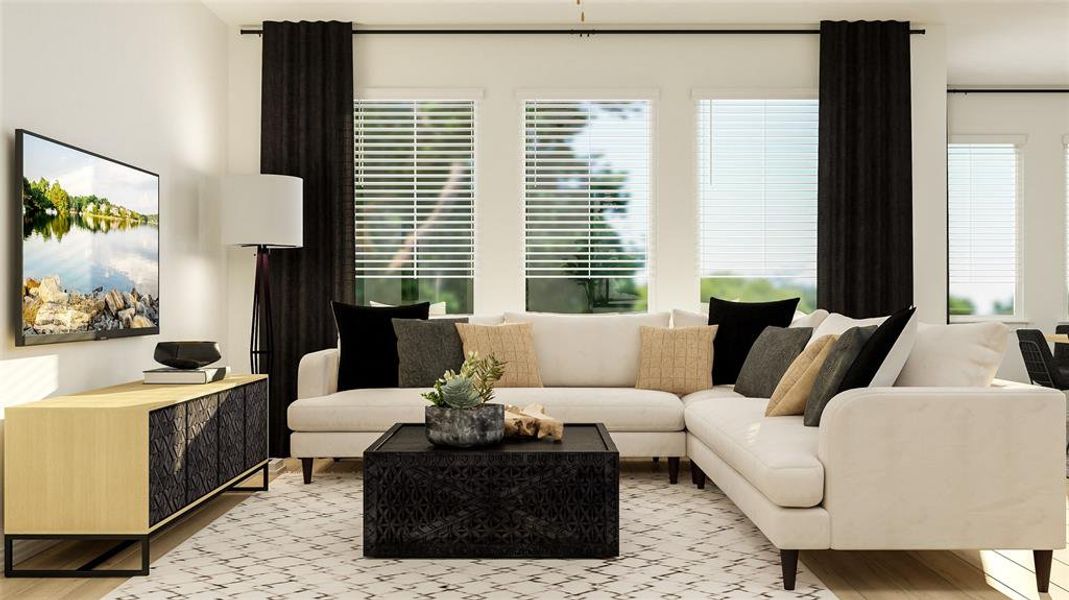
[635,325,717,395]
[455,323,543,388]
[766,334,838,416]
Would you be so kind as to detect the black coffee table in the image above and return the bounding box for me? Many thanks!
[363,422,619,559]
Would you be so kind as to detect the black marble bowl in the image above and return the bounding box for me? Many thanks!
[154,341,222,370]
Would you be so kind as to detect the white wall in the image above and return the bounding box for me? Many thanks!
[225,26,950,371]
[0,0,230,532]
[948,94,1069,381]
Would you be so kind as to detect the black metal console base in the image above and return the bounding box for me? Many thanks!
[4,461,269,578]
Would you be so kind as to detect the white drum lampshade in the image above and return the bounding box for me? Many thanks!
[220,174,303,248]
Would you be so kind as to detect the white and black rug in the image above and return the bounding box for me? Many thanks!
[107,468,834,599]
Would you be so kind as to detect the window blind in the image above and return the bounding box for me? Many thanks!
[697,99,818,284]
[523,100,650,279]
[947,142,1019,316]
[354,100,475,280]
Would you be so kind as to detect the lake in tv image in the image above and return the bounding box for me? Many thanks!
[20,132,159,341]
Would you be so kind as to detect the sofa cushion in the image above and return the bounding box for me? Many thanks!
[838,306,917,391]
[455,322,543,387]
[494,387,685,432]
[808,312,887,347]
[503,312,671,387]
[289,388,431,432]
[707,297,799,385]
[289,387,685,433]
[734,326,812,398]
[804,326,876,427]
[685,397,824,508]
[681,385,744,407]
[767,335,838,416]
[332,301,430,391]
[393,318,467,387]
[895,322,1008,387]
[635,326,717,395]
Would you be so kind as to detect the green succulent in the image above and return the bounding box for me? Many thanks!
[438,376,481,409]
[422,352,507,408]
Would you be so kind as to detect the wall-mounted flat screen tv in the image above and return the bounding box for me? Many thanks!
[16,130,160,346]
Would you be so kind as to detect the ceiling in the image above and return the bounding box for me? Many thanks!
[202,0,1069,84]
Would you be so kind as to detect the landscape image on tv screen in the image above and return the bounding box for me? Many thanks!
[18,130,159,345]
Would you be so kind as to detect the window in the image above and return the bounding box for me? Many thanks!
[523,100,650,313]
[697,99,819,312]
[947,142,1020,318]
[354,100,475,313]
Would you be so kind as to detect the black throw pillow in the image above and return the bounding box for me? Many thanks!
[707,297,800,385]
[837,306,917,393]
[332,301,430,391]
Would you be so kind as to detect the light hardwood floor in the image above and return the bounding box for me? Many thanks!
[2,459,1065,599]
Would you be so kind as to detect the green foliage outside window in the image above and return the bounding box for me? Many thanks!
[700,276,815,313]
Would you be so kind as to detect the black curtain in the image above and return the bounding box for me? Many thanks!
[260,21,354,457]
[817,20,913,318]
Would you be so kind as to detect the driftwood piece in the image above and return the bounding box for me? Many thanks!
[503,404,564,442]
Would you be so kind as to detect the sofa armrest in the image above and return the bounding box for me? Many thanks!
[297,348,339,399]
[817,383,1066,550]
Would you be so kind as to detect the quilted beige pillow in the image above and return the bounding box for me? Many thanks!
[636,325,718,395]
[766,334,838,416]
[455,323,543,387]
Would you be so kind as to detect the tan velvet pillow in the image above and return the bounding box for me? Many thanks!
[455,323,543,387]
[635,325,718,395]
[766,334,838,416]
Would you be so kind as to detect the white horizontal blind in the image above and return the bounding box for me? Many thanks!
[948,143,1019,316]
[354,100,475,279]
[698,99,818,282]
[523,100,650,279]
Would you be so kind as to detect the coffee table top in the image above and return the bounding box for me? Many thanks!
[366,423,618,455]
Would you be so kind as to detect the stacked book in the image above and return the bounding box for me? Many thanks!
[144,366,230,385]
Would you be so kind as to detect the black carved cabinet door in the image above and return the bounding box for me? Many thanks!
[218,387,246,485]
[244,380,268,469]
[149,403,187,527]
[185,394,219,504]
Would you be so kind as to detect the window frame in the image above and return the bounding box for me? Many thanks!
[517,89,658,313]
[353,89,483,314]
[692,89,819,313]
[946,133,1027,324]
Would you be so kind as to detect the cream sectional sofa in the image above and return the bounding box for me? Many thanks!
[289,311,1066,592]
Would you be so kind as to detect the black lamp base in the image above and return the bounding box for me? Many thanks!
[250,245,273,375]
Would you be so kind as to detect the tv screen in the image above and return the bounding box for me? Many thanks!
[17,130,160,346]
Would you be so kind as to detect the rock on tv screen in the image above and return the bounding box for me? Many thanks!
[17,130,159,346]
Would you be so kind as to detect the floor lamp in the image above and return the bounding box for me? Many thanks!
[221,175,303,374]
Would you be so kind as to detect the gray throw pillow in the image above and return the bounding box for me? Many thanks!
[393,318,468,387]
[734,326,813,398]
[804,325,877,427]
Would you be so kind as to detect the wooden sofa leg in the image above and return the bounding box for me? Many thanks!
[652,456,660,465]
[667,457,680,484]
[781,549,798,590]
[692,464,706,489]
[301,458,314,484]
[1035,550,1052,593]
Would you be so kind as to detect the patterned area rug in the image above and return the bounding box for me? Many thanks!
[107,468,834,599]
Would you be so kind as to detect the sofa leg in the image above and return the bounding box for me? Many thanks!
[781,549,798,590]
[652,456,660,465]
[693,464,706,489]
[667,457,680,484]
[301,458,313,484]
[1035,550,1052,593]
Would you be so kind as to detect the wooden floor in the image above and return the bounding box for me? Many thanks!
[1,459,1066,600]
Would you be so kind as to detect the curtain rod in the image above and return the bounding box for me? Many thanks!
[947,88,1069,94]
[239,27,926,36]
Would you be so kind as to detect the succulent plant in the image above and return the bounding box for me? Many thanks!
[422,352,507,409]
[438,375,482,409]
